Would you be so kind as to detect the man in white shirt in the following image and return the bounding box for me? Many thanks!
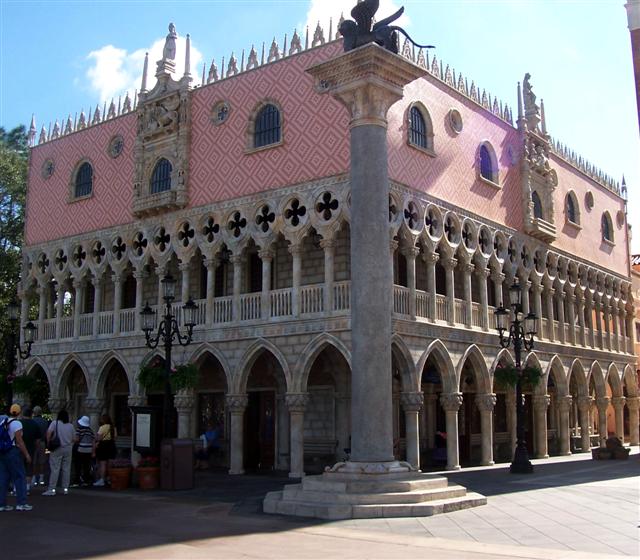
[0,404,33,511]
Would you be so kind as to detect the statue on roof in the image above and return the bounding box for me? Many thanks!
[162,23,177,61]
[339,0,434,54]
[523,73,541,130]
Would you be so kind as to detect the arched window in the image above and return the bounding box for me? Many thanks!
[601,213,613,242]
[254,104,281,148]
[532,191,543,219]
[74,162,93,198]
[566,192,579,224]
[150,158,172,194]
[479,143,498,184]
[409,106,427,149]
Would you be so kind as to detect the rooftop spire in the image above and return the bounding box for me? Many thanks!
[140,52,149,93]
[184,34,192,79]
[28,114,37,147]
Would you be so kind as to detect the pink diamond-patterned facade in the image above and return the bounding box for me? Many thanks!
[25,41,628,275]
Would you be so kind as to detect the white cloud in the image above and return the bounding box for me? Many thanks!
[85,35,202,105]
[302,0,409,38]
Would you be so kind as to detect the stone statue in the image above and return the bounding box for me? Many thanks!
[162,23,177,61]
[339,0,434,54]
[523,73,541,128]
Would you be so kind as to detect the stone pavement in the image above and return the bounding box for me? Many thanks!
[3,450,638,559]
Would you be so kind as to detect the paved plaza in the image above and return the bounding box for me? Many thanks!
[3,451,638,559]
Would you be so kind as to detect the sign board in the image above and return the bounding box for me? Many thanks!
[130,406,160,454]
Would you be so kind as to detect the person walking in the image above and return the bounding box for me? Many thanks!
[0,404,33,511]
[31,406,49,486]
[18,407,40,494]
[74,416,95,486]
[93,414,117,487]
[43,410,75,496]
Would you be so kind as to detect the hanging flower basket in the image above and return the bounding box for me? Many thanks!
[494,364,543,390]
[137,361,199,392]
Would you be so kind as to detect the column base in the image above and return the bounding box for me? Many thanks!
[446,465,461,471]
[228,469,245,475]
[481,461,495,466]
[325,460,414,475]
[289,472,304,479]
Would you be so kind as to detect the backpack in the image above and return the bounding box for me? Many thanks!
[0,419,16,453]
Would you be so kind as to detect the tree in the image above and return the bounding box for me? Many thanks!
[0,125,28,410]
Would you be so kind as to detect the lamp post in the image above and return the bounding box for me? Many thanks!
[4,299,37,409]
[140,274,198,439]
[495,280,538,474]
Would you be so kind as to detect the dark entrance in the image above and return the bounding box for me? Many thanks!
[244,390,276,471]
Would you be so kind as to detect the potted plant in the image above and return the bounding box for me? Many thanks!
[136,456,160,490]
[108,457,132,490]
[138,360,199,392]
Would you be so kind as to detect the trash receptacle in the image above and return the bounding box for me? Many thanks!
[160,439,194,490]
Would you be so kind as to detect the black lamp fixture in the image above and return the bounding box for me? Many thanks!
[495,279,538,474]
[5,298,37,409]
[141,273,198,439]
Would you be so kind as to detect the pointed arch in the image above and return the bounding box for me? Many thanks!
[543,355,568,396]
[391,335,417,393]
[295,333,351,393]
[235,338,292,394]
[622,364,638,397]
[93,350,132,397]
[24,358,53,394]
[567,359,588,397]
[587,361,606,398]
[489,348,514,374]
[416,339,456,393]
[187,343,232,392]
[55,354,90,398]
[605,363,623,398]
[456,344,491,394]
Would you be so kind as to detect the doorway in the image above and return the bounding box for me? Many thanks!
[244,390,276,471]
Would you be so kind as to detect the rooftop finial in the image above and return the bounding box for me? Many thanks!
[28,114,37,147]
[184,34,192,79]
[140,52,149,93]
[540,99,547,135]
[208,58,218,82]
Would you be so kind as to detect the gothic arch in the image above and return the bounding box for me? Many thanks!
[93,350,132,397]
[188,343,232,391]
[489,348,515,375]
[235,338,292,394]
[604,363,623,398]
[567,359,588,397]
[416,340,456,393]
[543,355,568,396]
[55,354,90,398]
[456,344,491,394]
[295,333,351,393]
[622,364,638,397]
[24,358,53,395]
[391,335,416,393]
[587,361,606,398]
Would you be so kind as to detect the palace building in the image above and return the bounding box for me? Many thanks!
[16,14,638,480]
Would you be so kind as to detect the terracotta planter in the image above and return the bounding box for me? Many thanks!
[137,466,160,490]
[109,467,132,490]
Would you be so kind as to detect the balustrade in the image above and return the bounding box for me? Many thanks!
[333,281,350,311]
[60,317,74,339]
[416,290,429,318]
[300,284,324,315]
[435,294,448,322]
[212,297,232,323]
[120,309,136,333]
[97,311,114,335]
[195,299,207,325]
[240,293,261,321]
[43,319,56,341]
[454,298,466,325]
[270,288,292,318]
[79,314,93,337]
[393,285,410,315]
[471,302,483,328]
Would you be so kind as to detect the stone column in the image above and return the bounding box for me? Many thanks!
[179,261,191,303]
[174,390,195,439]
[595,397,610,446]
[462,261,474,328]
[128,395,146,465]
[289,243,302,317]
[491,270,505,309]
[531,280,542,338]
[533,395,550,458]
[626,397,640,446]
[230,255,243,323]
[557,395,572,456]
[403,246,419,320]
[18,290,29,345]
[594,296,603,350]
[611,299,620,352]
[543,280,554,341]
[566,290,576,345]
[112,273,122,336]
[55,281,64,339]
[259,250,273,320]
[611,397,626,441]
[440,392,463,470]
[204,258,218,325]
[443,257,457,326]
[400,392,424,469]
[226,394,248,475]
[133,269,145,332]
[478,267,490,331]
[585,293,595,348]
[84,398,105,432]
[307,43,427,468]
[521,278,531,316]
[576,291,586,347]
[602,297,612,351]
[424,391,437,449]
[72,279,83,339]
[286,393,309,478]
[155,264,167,305]
[475,393,496,466]
[92,276,103,336]
[320,239,336,313]
[577,396,592,452]
[425,252,438,322]
[557,291,566,344]
[38,284,47,336]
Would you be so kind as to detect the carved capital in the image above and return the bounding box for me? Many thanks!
[625,397,640,412]
[47,398,66,415]
[288,243,303,257]
[490,271,505,284]
[174,392,196,411]
[319,238,336,251]
[611,396,626,410]
[258,250,274,262]
[532,394,551,409]
[179,262,191,273]
[400,392,424,412]
[83,398,105,415]
[440,392,463,412]
[401,246,421,260]
[443,257,457,272]
[225,394,249,412]
[204,257,219,270]
[285,393,310,412]
[475,393,497,412]
[424,252,439,266]
[595,397,610,412]
[577,396,593,413]
[476,267,490,279]
[229,255,244,266]
[463,262,475,275]
[557,395,573,413]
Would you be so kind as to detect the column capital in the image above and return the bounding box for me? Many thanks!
[285,393,310,412]
[174,392,196,411]
[577,396,593,412]
[400,391,424,412]
[72,278,84,290]
[424,251,439,265]
[258,249,274,262]
[288,243,303,257]
[476,267,490,279]
[401,246,421,259]
[463,262,475,275]
[557,394,573,413]
[84,398,105,414]
[47,398,66,414]
[625,396,640,412]
[319,238,336,250]
[475,393,497,412]
[112,272,123,284]
[204,257,219,269]
[531,280,543,294]
[595,396,610,412]
[229,254,245,265]
[443,257,457,272]
[611,396,626,410]
[179,261,191,273]
[390,239,399,252]
[490,270,505,283]
[440,392,463,412]
[532,394,551,409]
[225,394,249,412]
[133,269,147,281]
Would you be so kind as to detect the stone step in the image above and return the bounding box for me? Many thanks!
[282,484,468,505]
[300,474,450,494]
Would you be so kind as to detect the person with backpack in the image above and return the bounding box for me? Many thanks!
[0,404,33,512]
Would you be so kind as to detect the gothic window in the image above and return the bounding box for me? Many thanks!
[254,104,281,148]
[479,143,498,184]
[84,284,95,314]
[150,158,172,194]
[408,104,434,153]
[248,252,263,293]
[601,212,614,243]
[565,192,580,225]
[122,274,136,309]
[74,162,93,198]
[532,191,543,219]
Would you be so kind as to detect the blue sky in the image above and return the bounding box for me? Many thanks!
[2,0,639,252]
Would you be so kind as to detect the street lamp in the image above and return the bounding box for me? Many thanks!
[495,280,538,474]
[141,274,198,438]
[5,299,37,409]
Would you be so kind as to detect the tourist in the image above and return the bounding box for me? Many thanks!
[74,416,95,486]
[31,406,49,486]
[18,407,40,494]
[0,404,33,511]
[93,414,117,487]
[43,410,75,496]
